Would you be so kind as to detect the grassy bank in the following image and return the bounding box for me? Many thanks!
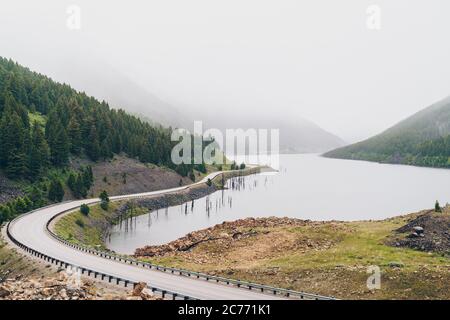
[53,202,124,250]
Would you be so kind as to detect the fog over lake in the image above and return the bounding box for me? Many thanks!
[107,154,450,254]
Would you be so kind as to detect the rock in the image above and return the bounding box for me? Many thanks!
[0,288,11,298]
[132,282,147,296]
[140,288,154,300]
[413,226,424,234]
[388,261,404,268]
[41,287,55,297]
[59,289,68,299]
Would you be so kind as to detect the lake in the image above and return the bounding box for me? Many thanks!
[107,154,450,254]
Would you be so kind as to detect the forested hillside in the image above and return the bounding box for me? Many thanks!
[324,97,450,168]
[0,57,206,223]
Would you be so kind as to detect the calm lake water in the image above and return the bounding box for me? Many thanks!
[107,154,450,254]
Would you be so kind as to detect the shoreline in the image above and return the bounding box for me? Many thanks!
[50,180,450,299]
[136,208,449,300]
[52,166,263,250]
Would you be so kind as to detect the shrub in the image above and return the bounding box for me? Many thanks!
[239,163,246,170]
[99,190,110,211]
[99,190,109,203]
[80,204,90,216]
[206,178,212,186]
[75,218,85,228]
[100,201,109,211]
[435,200,442,213]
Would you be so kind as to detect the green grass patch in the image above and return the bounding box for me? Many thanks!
[266,220,448,272]
[54,202,119,249]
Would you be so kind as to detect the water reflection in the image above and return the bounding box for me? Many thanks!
[108,172,274,253]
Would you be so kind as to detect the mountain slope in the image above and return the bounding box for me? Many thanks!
[37,55,343,154]
[324,96,450,168]
[0,57,208,224]
[190,115,345,154]
[48,58,184,128]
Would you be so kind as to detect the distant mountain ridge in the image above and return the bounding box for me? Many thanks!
[29,55,344,154]
[185,115,345,154]
[324,96,450,168]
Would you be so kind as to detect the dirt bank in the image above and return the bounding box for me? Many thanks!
[71,154,193,198]
[134,217,347,257]
[137,211,450,300]
[0,173,24,205]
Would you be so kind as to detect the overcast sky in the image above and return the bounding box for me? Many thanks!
[1,0,450,142]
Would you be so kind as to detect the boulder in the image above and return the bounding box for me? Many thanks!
[140,288,154,300]
[388,261,404,268]
[132,282,147,296]
[413,226,424,234]
[0,288,11,298]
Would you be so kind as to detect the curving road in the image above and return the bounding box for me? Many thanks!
[6,170,293,300]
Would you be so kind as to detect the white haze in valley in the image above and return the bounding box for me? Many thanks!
[1,0,450,146]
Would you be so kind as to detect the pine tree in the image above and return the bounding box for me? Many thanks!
[75,175,87,198]
[46,113,70,166]
[0,108,26,167]
[14,197,28,213]
[87,125,100,161]
[29,186,45,209]
[99,190,109,210]
[99,190,109,202]
[51,126,70,166]
[48,178,64,202]
[6,152,28,178]
[28,121,50,178]
[67,116,82,154]
[0,205,12,224]
[435,200,442,213]
[67,172,76,191]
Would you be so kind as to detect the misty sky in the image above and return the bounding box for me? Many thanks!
[1,0,450,142]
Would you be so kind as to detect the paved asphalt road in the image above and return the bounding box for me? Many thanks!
[7,170,290,300]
